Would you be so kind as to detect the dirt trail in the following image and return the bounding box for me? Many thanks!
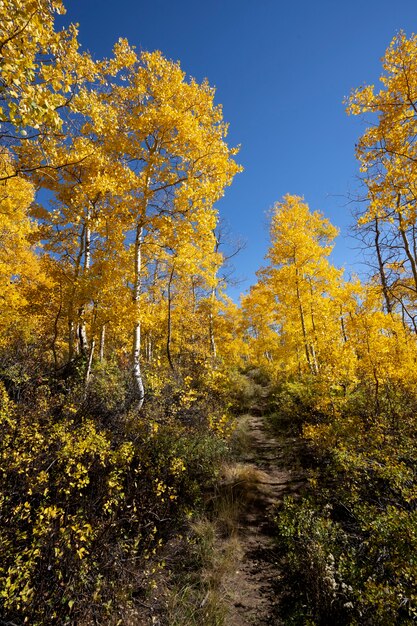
[225,412,305,625]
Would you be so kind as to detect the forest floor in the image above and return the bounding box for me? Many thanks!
[222,407,306,625]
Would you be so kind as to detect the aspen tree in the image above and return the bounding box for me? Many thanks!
[259,195,341,376]
[0,150,40,342]
[101,52,241,408]
[348,32,417,328]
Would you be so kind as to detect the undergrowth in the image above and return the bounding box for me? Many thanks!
[0,362,237,625]
[270,378,417,626]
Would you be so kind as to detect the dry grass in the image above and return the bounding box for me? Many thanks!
[221,462,269,488]
[163,518,243,626]
[147,459,266,626]
[230,415,252,456]
[160,460,264,625]
[202,462,266,538]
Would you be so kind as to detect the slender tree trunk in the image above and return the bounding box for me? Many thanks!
[340,306,348,343]
[190,278,197,346]
[392,291,417,334]
[52,284,63,371]
[296,345,302,377]
[397,194,417,293]
[68,224,85,362]
[132,224,145,410]
[145,333,153,363]
[308,279,319,373]
[209,286,217,359]
[209,235,221,361]
[295,268,314,374]
[99,325,106,362]
[374,216,393,314]
[84,337,95,396]
[309,343,319,375]
[412,223,417,266]
[78,211,91,356]
[68,320,77,361]
[166,266,175,372]
[78,314,89,356]
[83,304,99,395]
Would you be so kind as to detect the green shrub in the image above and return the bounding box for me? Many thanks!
[276,497,355,625]
[272,375,417,625]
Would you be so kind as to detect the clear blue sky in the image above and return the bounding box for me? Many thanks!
[60,1,417,300]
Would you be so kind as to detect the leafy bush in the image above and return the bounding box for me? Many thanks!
[276,498,354,625]
[0,379,229,625]
[272,377,417,625]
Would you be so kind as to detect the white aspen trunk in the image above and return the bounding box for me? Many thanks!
[133,225,145,410]
[84,338,95,397]
[99,325,106,362]
[78,318,88,356]
[67,224,85,363]
[146,333,153,363]
[209,286,217,359]
[78,211,91,356]
[166,266,175,372]
[309,343,319,375]
[68,320,76,362]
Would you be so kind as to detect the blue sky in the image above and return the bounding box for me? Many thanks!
[60,1,417,299]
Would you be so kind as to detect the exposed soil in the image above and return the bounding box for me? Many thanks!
[224,411,306,625]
